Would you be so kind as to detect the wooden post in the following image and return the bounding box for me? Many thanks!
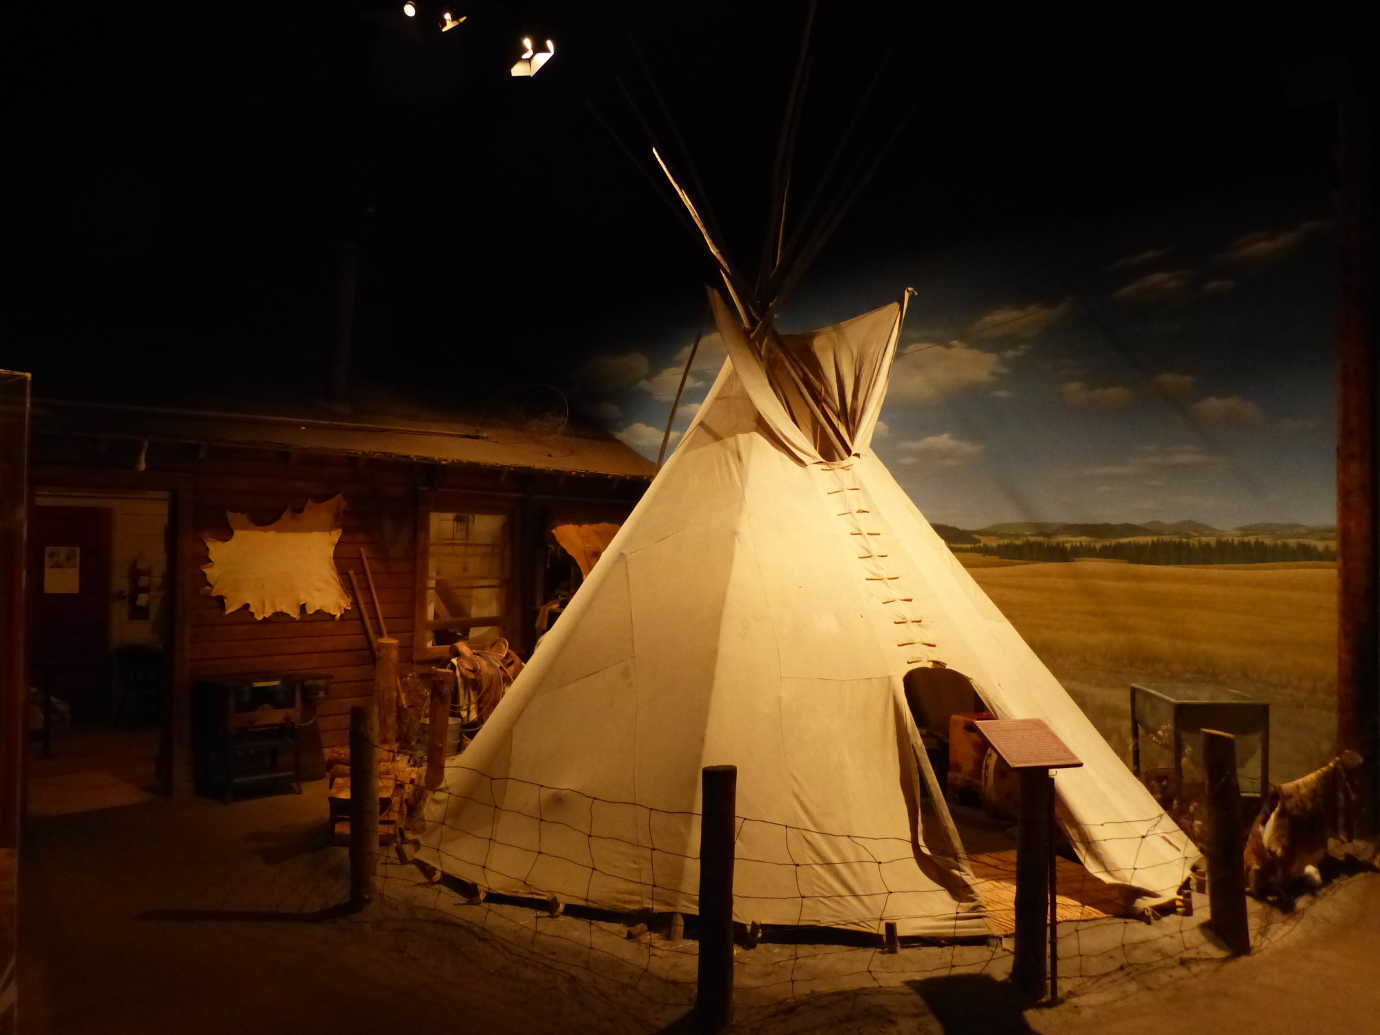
[1012,768,1052,1002]
[1047,773,1059,1003]
[883,921,899,954]
[425,675,450,790]
[1202,729,1249,955]
[695,765,737,1033]
[349,704,378,910]
[375,636,399,747]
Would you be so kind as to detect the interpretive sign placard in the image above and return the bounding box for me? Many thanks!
[974,718,1082,771]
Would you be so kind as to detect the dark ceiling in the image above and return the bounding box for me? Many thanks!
[2,2,1341,413]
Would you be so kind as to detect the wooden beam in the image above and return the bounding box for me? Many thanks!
[1336,80,1377,829]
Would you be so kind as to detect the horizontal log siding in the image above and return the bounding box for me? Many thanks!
[32,436,648,758]
[188,462,416,749]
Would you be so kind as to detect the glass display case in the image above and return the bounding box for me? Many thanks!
[1130,681,1269,798]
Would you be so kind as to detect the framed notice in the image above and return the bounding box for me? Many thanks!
[43,545,80,594]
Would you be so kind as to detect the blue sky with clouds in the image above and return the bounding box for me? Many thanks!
[572,203,1337,530]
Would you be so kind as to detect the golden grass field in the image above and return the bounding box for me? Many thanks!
[959,556,1339,782]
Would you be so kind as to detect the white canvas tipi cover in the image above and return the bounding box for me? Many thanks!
[418,290,1196,936]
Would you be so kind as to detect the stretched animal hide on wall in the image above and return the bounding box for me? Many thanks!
[551,522,620,578]
[203,495,352,621]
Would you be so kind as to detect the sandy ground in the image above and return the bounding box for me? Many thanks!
[16,778,1380,1035]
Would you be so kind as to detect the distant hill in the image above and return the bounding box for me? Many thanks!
[976,522,1057,536]
[1234,522,1336,538]
[970,520,1337,542]
[976,521,1156,539]
[932,523,980,545]
[1142,520,1222,536]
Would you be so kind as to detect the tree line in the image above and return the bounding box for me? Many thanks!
[955,537,1337,565]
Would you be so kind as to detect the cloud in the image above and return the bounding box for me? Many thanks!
[967,299,1072,341]
[889,342,1007,403]
[675,331,726,376]
[575,351,649,392]
[615,422,679,454]
[674,401,702,423]
[1216,220,1329,265]
[639,365,703,402]
[1108,247,1172,271]
[1202,279,1236,296]
[1080,444,1222,479]
[1150,372,1196,398]
[588,401,621,421]
[1061,380,1134,409]
[1191,394,1264,426]
[872,419,890,439]
[1111,270,1194,304]
[895,433,986,469]
[1137,444,1223,470]
[638,331,726,401]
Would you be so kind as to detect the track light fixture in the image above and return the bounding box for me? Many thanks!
[510,37,555,78]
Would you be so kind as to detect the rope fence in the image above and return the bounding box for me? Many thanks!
[318,706,1334,1030]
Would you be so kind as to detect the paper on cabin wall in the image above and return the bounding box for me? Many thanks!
[202,495,352,620]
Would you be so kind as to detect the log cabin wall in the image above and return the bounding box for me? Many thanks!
[30,431,648,787]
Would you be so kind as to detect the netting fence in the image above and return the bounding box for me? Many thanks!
[319,723,1332,1030]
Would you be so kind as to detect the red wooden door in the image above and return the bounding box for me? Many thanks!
[29,506,113,722]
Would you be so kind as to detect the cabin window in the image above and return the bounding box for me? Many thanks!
[426,510,511,649]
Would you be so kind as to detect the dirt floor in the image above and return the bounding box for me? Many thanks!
[15,779,1380,1035]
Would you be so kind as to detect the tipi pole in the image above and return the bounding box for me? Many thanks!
[657,330,703,468]
[695,765,737,1032]
[896,692,967,864]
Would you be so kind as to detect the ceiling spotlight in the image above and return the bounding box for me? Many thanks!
[510,37,555,78]
[439,10,467,31]
[402,1,417,17]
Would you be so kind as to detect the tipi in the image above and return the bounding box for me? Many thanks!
[416,285,1197,936]
[418,40,1196,931]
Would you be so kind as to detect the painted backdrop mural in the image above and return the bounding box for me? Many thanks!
[573,199,1338,790]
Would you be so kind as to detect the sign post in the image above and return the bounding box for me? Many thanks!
[975,718,1082,1004]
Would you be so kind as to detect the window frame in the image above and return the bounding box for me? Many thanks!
[413,490,522,664]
